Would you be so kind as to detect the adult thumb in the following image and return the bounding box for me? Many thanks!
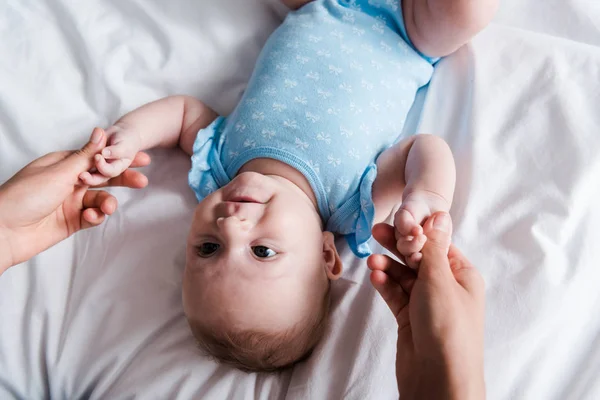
[418,212,453,280]
[53,128,107,182]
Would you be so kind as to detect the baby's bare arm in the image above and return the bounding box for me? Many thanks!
[371,134,455,224]
[403,0,499,57]
[79,96,217,184]
[113,95,217,155]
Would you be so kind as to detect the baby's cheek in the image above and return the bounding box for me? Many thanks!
[189,199,218,233]
[181,265,216,316]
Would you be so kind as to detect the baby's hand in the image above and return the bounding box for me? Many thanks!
[79,125,142,186]
[394,205,427,269]
[393,191,452,269]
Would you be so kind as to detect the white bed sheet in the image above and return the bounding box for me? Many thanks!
[1,0,599,399]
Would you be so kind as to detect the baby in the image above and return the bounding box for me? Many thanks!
[81,0,495,371]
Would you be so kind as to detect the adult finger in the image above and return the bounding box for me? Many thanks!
[372,223,405,262]
[129,151,151,168]
[418,211,453,281]
[369,270,408,320]
[52,128,108,181]
[367,253,416,295]
[82,190,117,215]
[27,150,72,168]
[94,169,149,189]
[448,244,485,297]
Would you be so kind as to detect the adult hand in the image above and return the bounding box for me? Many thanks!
[367,212,485,400]
[0,128,151,275]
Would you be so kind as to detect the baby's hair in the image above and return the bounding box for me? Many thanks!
[189,285,331,372]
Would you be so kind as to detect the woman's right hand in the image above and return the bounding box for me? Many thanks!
[0,128,149,275]
[368,212,486,400]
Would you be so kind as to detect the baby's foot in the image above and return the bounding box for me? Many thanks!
[394,190,451,268]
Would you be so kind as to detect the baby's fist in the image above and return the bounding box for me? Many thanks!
[98,125,141,173]
[393,207,427,269]
[79,125,142,186]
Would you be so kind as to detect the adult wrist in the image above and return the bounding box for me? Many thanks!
[443,349,486,400]
[0,230,12,275]
[445,371,485,400]
[0,222,14,276]
[402,359,485,400]
[0,191,15,274]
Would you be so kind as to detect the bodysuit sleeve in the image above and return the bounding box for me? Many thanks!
[188,117,227,202]
[326,162,378,258]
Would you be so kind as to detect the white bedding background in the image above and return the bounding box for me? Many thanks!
[1,0,599,398]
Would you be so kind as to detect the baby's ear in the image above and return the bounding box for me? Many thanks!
[322,231,343,280]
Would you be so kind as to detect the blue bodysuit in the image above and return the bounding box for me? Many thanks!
[189,0,436,257]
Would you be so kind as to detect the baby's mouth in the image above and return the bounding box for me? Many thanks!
[228,196,262,204]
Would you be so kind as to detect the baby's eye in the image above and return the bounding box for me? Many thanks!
[197,243,220,257]
[252,246,277,258]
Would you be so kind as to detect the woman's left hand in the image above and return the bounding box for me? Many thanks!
[0,128,150,274]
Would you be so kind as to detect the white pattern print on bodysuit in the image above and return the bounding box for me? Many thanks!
[189,0,438,257]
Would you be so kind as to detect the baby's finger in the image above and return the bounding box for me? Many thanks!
[395,234,427,258]
[395,226,422,239]
[406,252,422,270]
[81,208,106,229]
[367,253,416,294]
[130,151,151,168]
[394,209,420,237]
[101,143,134,160]
[370,270,409,321]
[83,190,117,215]
[101,146,121,160]
[410,224,423,237]
[95,154,130,178]
[79,171,111,186]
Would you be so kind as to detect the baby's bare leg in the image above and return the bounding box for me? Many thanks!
[281,0,313,10]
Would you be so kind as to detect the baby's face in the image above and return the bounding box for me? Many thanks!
[183,172,329,332]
